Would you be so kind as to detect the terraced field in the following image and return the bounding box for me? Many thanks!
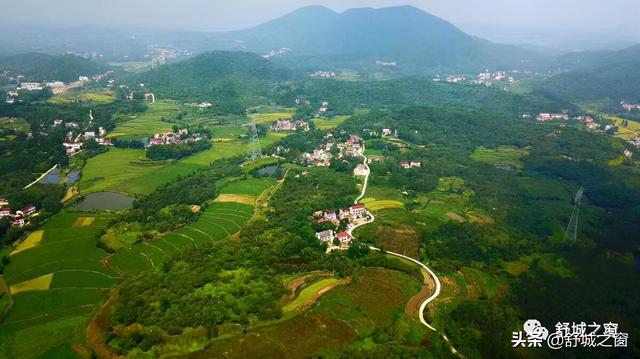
[48,90,116,105]
[251,111,294,124]
[0,212,118,358]
[361,198,405,211]
[313,115,350,130]
[108,201,256,275]
[0,176,274,358]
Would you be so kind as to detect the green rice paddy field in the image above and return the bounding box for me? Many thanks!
[0,175,275,358]
[78,133,286,196]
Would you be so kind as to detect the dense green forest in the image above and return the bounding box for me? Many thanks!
[0,53,106,82]
[126,51,291,113]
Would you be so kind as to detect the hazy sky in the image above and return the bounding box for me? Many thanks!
[1,0,638,48]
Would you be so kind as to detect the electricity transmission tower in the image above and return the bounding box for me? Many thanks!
[564,186,584,243]
[246,119,262,161]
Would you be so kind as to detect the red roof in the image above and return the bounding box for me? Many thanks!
[337,231,350,239]
[351,205,364,210]
[0,207,10,212]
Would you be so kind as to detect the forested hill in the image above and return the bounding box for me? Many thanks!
[536,44,640,104]
[126,50,570,116]
[128,51,291,111]
[200,6,538,73]
[275,78,574,116]
[0,53,106,82]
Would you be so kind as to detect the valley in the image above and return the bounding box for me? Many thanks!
[0,3,639,359]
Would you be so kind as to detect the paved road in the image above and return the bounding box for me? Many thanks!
[23,164,58,189]
[349,145,462,356]
[368,246,440,331]
[354,146,370,204]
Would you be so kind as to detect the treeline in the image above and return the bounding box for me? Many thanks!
[146,140,212,161]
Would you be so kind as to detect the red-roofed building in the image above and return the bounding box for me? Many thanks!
[336,232,353,247]
[0,207,10,217]
[350,205,366,218]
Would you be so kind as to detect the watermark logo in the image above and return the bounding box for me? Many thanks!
[512,320,628,349]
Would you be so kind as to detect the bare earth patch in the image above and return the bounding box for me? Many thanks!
[405,268,435,317]
[376,225,420,258]
[445,212,466,223]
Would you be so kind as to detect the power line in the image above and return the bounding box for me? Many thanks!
[247,118,262,161]
[564,186,584,243]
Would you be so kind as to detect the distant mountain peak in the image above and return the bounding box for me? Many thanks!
[291,5,337,15]
[203,5,536,73]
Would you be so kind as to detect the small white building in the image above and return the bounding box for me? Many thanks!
[20,82,43,91]
[315,230,335,243]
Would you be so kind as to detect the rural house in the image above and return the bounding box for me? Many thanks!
[336,232,353,247]
[315,230,335,243]
[353,164,370,177]
[349,204,366,219]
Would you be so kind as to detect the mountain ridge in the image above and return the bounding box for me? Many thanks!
[199,5,538,73]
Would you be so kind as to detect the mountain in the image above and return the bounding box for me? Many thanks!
[0,53,106,82]
[128,51,291,113]
[200,6,539,74]
[536,44,640,104]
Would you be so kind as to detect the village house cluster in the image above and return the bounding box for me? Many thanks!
[147,128,204,147]
[5,73,113,104]
[312,204,371,251]
[262,47,291,59]
[304,133,363,167]
[621,101,640,112]
[536,112,570,121]
[62,125,112,156]
[310,71,337,78]
[533,112,614,131]
[433,70,519,87]
[270,118,310,132]
[400,160,422,169]
[0,197,37,227]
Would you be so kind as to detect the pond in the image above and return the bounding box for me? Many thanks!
[40,168,61,184]
[257,165,285,179]
[67,170,80,184]
[71,192,135,211]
